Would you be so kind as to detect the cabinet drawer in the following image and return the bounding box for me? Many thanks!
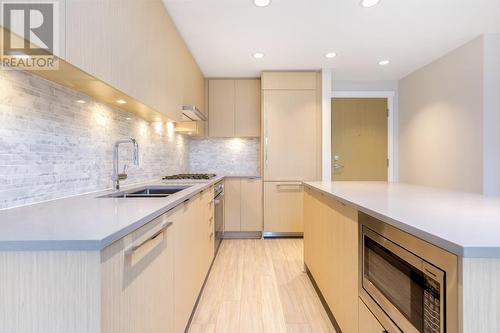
[359,299,387,333]
[241,178,263,232]
[264,181,303,233]
[101,211,175,333]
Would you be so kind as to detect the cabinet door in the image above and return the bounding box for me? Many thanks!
[65,0,190,121]
[263,90,321,181]
[359,299,386,333]
[224,179,241,231]
[209,80,235,137]
[262,72,318,90]
[264,182,303,233]
[325,198,359,333]
[101,212,175,333]
[303,188,329,291]
[201,187,215,269]
[303,189,359,333]
[241,178,263,232]
[174,195,207,333]
[235,79,261,137]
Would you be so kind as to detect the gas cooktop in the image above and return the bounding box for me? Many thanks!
[162,173,217,180]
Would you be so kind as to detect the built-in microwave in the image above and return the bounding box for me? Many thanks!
[359,212,459,333]
[362,226,444,333]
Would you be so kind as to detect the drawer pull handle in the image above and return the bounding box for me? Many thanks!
[276,183,303,189]
[125,221,173,256]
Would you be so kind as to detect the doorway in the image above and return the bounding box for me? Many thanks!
[331,98,388,181]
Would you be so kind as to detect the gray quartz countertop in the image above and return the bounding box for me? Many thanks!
[304,181,500,258]
[0,177,224,251]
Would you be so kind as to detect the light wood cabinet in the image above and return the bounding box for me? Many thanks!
[241,178,263,232]
[224,178,263,232]
[303,187,359,333]
[263,89,321,181]
[208,79,261,137]
[235,80,261,137]
[65,0,204,122]
[261,71,318,90]
[209,80,236,137]
[359,299,386,333]
[264,182,304,233]
[224,178,242,232]
[0,190,215,333]
[101,210,176,333]
[261,72,321,235]
[174,191,214,333]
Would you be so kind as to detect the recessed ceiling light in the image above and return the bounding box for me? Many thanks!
[116,99,127,104]
[360,0,380,8]
[254,0,271,7]
[125,117,131,120]
[378,59,390,66]
[75,100,86,104]
[324,52,337,59]
[253,52,265,59]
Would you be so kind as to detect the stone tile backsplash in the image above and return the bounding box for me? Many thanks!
[0,70,188,209]
[188,137,261,176]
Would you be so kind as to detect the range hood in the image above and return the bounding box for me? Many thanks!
[181,105,207,121]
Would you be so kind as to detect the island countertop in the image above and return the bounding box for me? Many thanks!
[0,177,224,251]
[303,181,500,258]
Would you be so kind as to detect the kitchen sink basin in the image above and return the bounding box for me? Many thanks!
[99,185,192,198]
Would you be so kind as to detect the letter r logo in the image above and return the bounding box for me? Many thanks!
[2,2,54,56]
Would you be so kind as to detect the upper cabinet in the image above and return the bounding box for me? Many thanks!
[64,0,204,122]
[208,80,236,137]
[261,72,318,90]
[235,80,261,137]
[208,79,261,137]
[261,72,321,181]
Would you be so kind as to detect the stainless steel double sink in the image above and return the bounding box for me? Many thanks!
[99,185,192,198]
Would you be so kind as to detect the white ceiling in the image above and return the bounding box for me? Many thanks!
[162,0,500,80]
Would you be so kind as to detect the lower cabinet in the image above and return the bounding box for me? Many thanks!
[303,187,359,333]
[264,181,304,234]
[359,299,387,333]
[101,209,176,333]
[173,189,215,333]
[101,189,215,333]
[224,178,263,233]
[0,189,215,333]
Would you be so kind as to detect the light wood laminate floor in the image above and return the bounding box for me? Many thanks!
[189,239,336,333]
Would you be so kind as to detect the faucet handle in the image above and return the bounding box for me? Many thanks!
[122,164,129,174]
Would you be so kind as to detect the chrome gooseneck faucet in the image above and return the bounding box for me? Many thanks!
[112,138,140,190]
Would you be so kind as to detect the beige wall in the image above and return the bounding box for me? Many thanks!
[398,37,484,193]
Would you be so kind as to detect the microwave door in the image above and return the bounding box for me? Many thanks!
[362,227,445,333]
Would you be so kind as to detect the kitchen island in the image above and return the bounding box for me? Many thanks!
[303,181,500,333]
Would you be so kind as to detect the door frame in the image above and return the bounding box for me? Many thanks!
[330,91,395,182]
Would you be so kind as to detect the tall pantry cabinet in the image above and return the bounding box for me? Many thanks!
[262,72,322,235]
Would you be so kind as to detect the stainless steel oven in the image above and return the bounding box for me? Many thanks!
[359,212,459,333]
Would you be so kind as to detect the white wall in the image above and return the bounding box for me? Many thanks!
[483,34,500,196]
[398,37,484,193]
